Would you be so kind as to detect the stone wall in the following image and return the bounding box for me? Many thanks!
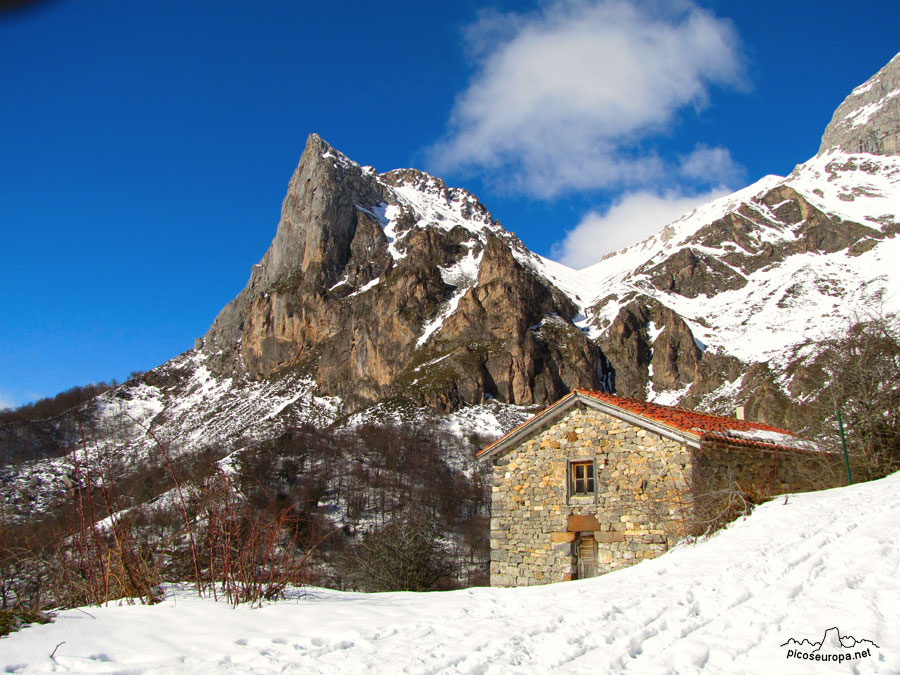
[690,439,844,530]
[489,402,692,587]
[488,402,847,587]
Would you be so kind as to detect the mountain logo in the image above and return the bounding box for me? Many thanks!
[782,627,879,663]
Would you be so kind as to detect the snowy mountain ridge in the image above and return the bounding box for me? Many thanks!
[3,53,899,522]
[585,151,898,362]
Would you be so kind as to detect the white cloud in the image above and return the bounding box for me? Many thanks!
[552,188,729,268]
[679,144,743,183]
[428,0,746,197]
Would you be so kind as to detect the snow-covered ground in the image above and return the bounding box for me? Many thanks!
[5,473,898,674]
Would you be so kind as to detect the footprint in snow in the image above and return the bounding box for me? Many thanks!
[691,646,710,667]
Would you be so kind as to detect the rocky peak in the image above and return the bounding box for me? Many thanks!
[378,167,498,239]
[261,133,387,291]
[818,51,900,156]
[380,167,447,192]
[199,134,607,411]
[197,48,900,427]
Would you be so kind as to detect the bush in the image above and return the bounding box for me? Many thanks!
[343,514,456,592]
[799,312,900,481]
[0,608,53,637]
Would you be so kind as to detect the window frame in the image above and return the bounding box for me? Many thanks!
[567,458,598,502]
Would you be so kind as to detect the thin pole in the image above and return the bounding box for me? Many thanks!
[837,408,853,485]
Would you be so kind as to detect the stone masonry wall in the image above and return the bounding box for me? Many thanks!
[489,403,692,587]
[691,440,844,529]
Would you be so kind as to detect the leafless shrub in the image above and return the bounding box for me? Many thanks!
[342,512,457,592]
[194,468,329,607]
[798,312,900,481]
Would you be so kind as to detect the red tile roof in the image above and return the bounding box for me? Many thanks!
[572,389,791,436]
[478,389,810,459]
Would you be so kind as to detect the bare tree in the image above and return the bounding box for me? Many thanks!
[343,512,456,592]
[798,312,900,481]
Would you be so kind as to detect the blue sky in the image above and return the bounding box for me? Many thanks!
[1,0,898,408]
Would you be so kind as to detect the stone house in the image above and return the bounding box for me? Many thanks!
[477,389,840,587]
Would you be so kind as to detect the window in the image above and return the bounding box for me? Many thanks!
[570,461,595,496]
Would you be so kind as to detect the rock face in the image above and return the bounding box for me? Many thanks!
[578,174,893,425]
[819,52,900,156]
[596,297,702,399]
[200,53,900,429]
[5,54,898,497]
[203,134,605,412]
[584,153,898,429]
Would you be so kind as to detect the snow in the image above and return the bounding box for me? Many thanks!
[646,245,892,366]
[578,174,786,288]
[507,173,795,344]
[412,354,451,372]
[440,248,481,287]
[0,351,346,521]
[417,288,466,347]
[647,380,691,407]
[346,277,380,298]
[721,428,819,451]
[439,402,535,442]
[851,79,877,96]
[694,373,744,412]
[417,249,484,347]
[341,147,897,414]
[356,202,410,262]
[380,204,408,260]
[360,171,502,264]
[646,321,664,344]
[787,151,900,227]
[320,149,354,170]
[386,179,499,239]
[509,152,900,384]
[5,472,899,673]
[846,88,900,128]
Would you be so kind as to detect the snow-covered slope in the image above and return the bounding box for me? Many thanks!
[4,55,899,520]
[0,350,339,518]
[509,146,900,421]
[0,347,533,520]
[5,471,898,674]
[592,152,898,363]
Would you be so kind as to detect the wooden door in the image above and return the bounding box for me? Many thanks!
[577,535,598,579]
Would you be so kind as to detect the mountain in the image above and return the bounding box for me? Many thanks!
[201,133,605,412]
[2,53,898,521]
[564,51,900,427]
[197,52,899,428]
